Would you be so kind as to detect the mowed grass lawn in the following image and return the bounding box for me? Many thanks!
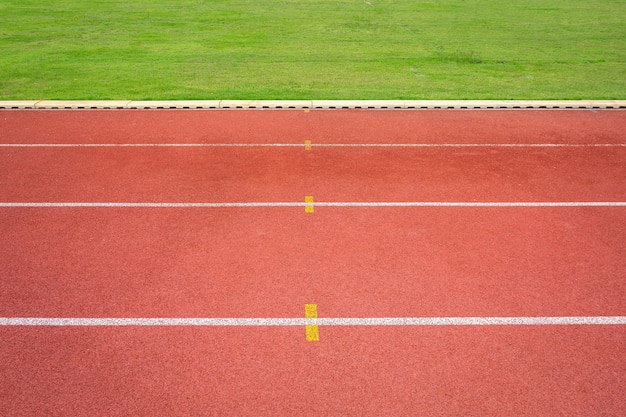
[0,0,624,100]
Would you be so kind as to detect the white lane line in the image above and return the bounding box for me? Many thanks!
[318,143,626,147]
[1,202,625,208]
[0,202,302,208]
[312,202,626,207]
[0,143,301,147]
[1,316,625,326]
[1,143,625,147]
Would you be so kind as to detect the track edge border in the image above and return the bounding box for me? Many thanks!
[1,100,626,110]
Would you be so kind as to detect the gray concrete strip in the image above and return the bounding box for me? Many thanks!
[34,100,132,109]
[311,100,406,109]
[219,100,313,108]
[128,100,221,109]
[0,100,40,109]
[1,100,625,109]
[400,100,626,109]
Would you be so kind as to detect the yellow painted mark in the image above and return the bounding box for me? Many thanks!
[305,304,317,318]
[304,109,310,113]
[305,304,319,341]
[304,140,312,151]
[305,196,314,213]
[306,324,319,341]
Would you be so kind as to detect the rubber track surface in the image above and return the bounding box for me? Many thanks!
[1,109,625,416]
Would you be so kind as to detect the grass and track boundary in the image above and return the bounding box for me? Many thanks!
[2,100,626,110]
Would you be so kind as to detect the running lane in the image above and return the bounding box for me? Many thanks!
[1,108,624,145]
[1,109,625,416]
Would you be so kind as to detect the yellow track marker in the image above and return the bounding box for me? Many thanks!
[304,140,312,151]
[305,196,314,213]
[305,304,319,341]
[304,109,310,113]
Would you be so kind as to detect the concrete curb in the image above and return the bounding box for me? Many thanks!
[1,100,625,110]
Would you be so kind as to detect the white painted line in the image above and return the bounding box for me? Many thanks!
[0,318,306,326]
[1,202,625,208]
[1,316,625,326]
[1,143,624,148]
[323,316,626,325]
[312,143,626,148]
[313,202,626,207]
[0,143,304,148]
[0,202,303,208]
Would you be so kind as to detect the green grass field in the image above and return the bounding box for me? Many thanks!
[1,0,624,100]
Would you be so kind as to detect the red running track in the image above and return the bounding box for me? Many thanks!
[1,109,625,416]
